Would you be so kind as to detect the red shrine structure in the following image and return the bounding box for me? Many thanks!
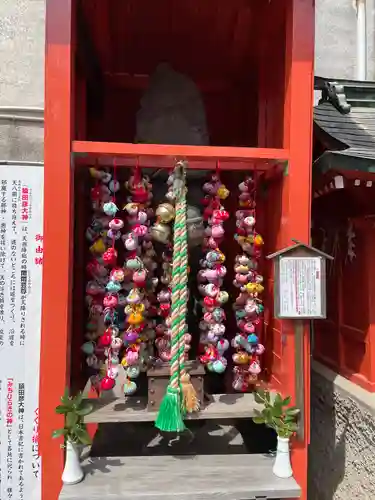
[313,77,375,392]
[41,1,314,499]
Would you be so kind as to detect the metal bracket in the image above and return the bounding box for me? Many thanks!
[241,496,268,500]
[282,160,289,176]
[240,496,268,500]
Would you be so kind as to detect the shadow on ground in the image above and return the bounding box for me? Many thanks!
[90,418,277,457]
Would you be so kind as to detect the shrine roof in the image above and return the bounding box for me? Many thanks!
[266,240,333,261]
[313,76,375,175]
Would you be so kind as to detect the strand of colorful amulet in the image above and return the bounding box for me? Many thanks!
[232,175,265,392]
[151,169,176,362]
[198,169,230,374]
[121,164,155,395]
[84,166,113,376]
[98,161,126,391]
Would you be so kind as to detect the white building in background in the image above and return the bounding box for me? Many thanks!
[315,0,375,80]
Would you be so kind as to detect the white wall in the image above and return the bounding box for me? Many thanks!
[0,0,45,162]
[315,0,375,80]
[2,1,375,101]
[0,0,45,106]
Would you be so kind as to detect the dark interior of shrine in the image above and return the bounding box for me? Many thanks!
[75,0,287,148]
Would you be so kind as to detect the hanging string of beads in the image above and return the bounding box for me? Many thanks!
[139,208,159,364]
[151,169,176,363]
[83,166,113,375]
[232,174,265,392]
[121,163,155,395]
[99,160,126,391]
[198,165,230,374]
[130,165,159,370]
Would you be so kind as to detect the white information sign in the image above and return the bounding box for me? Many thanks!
[278,256,324,318]
[0,166,43,500]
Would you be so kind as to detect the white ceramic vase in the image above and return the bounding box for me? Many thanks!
[62,441,84,485]
[272,436,293,478]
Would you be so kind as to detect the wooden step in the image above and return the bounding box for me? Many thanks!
[59,454,301,499]
[84,393,264,423]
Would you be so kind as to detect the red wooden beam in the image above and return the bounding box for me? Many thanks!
[312,169,375,199]
[72,140,289,167]
[74,155,285,172]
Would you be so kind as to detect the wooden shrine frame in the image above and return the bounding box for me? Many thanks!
[41,1,314,499]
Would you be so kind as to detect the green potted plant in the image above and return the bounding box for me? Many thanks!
[252,389,300,478]
[52,388,93,485]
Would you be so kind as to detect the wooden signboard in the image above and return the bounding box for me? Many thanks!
[267,240,333,320]
[0,165,44,500]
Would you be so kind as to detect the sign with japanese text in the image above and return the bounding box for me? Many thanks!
[0,165,43,500]
[277,256,325,319]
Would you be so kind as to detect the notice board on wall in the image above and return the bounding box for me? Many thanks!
[0,165,43,500]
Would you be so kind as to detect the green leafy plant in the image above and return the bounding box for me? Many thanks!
[252,389,300,438]
[52,388,93,446]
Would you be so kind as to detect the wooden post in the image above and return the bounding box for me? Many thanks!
[40,1,74,499]
[283,0,314,498]
[362,218,375,392]
[294,320,305,441]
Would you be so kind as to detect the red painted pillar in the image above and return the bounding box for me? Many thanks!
[40,1,74,499]
[282,0,315,498]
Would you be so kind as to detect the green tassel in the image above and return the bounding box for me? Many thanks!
[155,386,186,433]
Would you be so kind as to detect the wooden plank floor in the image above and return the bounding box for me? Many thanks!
[84,393,264,423]
[59,454,301,499]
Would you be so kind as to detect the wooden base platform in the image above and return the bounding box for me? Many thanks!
[84,393,264,423]
[59,454,301,499]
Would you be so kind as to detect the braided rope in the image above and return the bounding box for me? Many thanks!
[174,165,200,414]
[177,183,188,379]
[169,162,188,390]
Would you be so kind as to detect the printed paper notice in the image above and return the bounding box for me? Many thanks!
[278,256,323,318]
[0,166,43,500]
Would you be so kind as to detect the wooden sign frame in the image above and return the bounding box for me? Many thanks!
[267,240,333,320]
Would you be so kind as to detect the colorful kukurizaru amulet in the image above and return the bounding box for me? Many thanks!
[150,171,177,363]
[198,171,230,373]
[85,167,117,377]
[97,163,127,391]
[232,175,265,392]
[121,165,157,389]
[151,180,175,256]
